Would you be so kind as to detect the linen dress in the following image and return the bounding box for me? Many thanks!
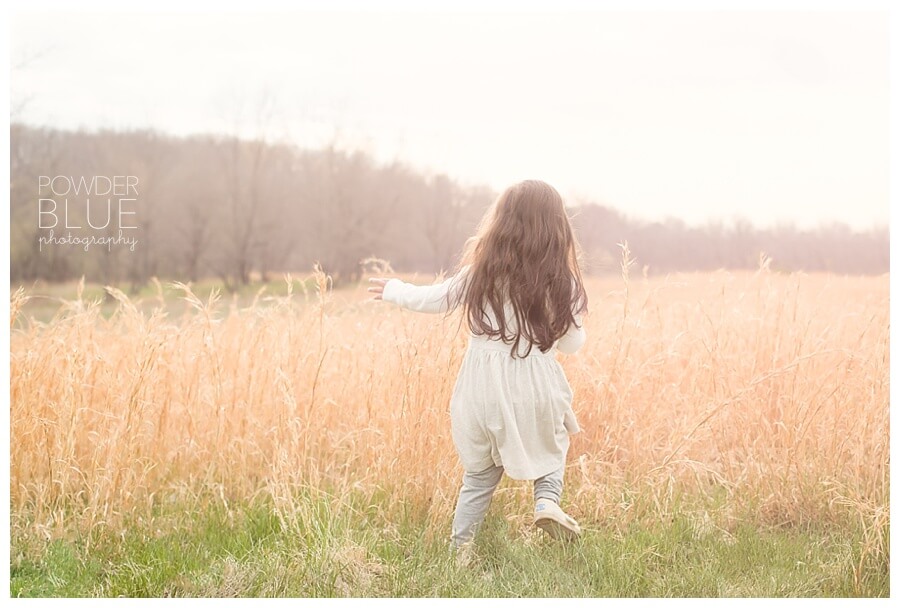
[382,266,586,480]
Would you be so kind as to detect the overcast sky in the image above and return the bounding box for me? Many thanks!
[10,10,889,230]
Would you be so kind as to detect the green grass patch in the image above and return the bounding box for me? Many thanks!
[10,491,886,598]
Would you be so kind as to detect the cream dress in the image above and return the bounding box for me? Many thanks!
[382,266,586,480]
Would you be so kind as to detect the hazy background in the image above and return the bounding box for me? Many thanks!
[9,10,890,287]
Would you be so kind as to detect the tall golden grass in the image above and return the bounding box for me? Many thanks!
[10,256,889,583]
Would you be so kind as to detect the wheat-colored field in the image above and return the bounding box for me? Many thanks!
[9,262,889,589]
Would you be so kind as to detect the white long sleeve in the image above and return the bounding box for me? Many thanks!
[382,266,470,314]
[555,312,586,354]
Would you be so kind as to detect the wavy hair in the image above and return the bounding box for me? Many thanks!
[443,179,588,358]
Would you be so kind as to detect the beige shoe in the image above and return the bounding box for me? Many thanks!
[534,498,582,540]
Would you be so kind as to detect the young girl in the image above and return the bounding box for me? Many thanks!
[368,179,588,548]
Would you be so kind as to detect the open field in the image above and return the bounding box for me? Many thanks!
[9,266,890,597]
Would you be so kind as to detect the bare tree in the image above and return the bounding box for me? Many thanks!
[211,94,278,289]
[421,174,466,271]
[303,143,400,286]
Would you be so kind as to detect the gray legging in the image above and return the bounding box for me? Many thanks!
[450,464,564,547]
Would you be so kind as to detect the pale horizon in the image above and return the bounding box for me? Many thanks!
[10,10,889,231]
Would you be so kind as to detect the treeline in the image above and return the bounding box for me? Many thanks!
[10,124,889,288]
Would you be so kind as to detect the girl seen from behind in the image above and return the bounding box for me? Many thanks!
[368,179,588,553]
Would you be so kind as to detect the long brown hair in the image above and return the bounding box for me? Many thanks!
[443,179,588,358]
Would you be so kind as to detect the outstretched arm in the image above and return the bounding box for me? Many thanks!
[369,265,470,314]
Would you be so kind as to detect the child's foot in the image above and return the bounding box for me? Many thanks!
[534,498,582,540]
